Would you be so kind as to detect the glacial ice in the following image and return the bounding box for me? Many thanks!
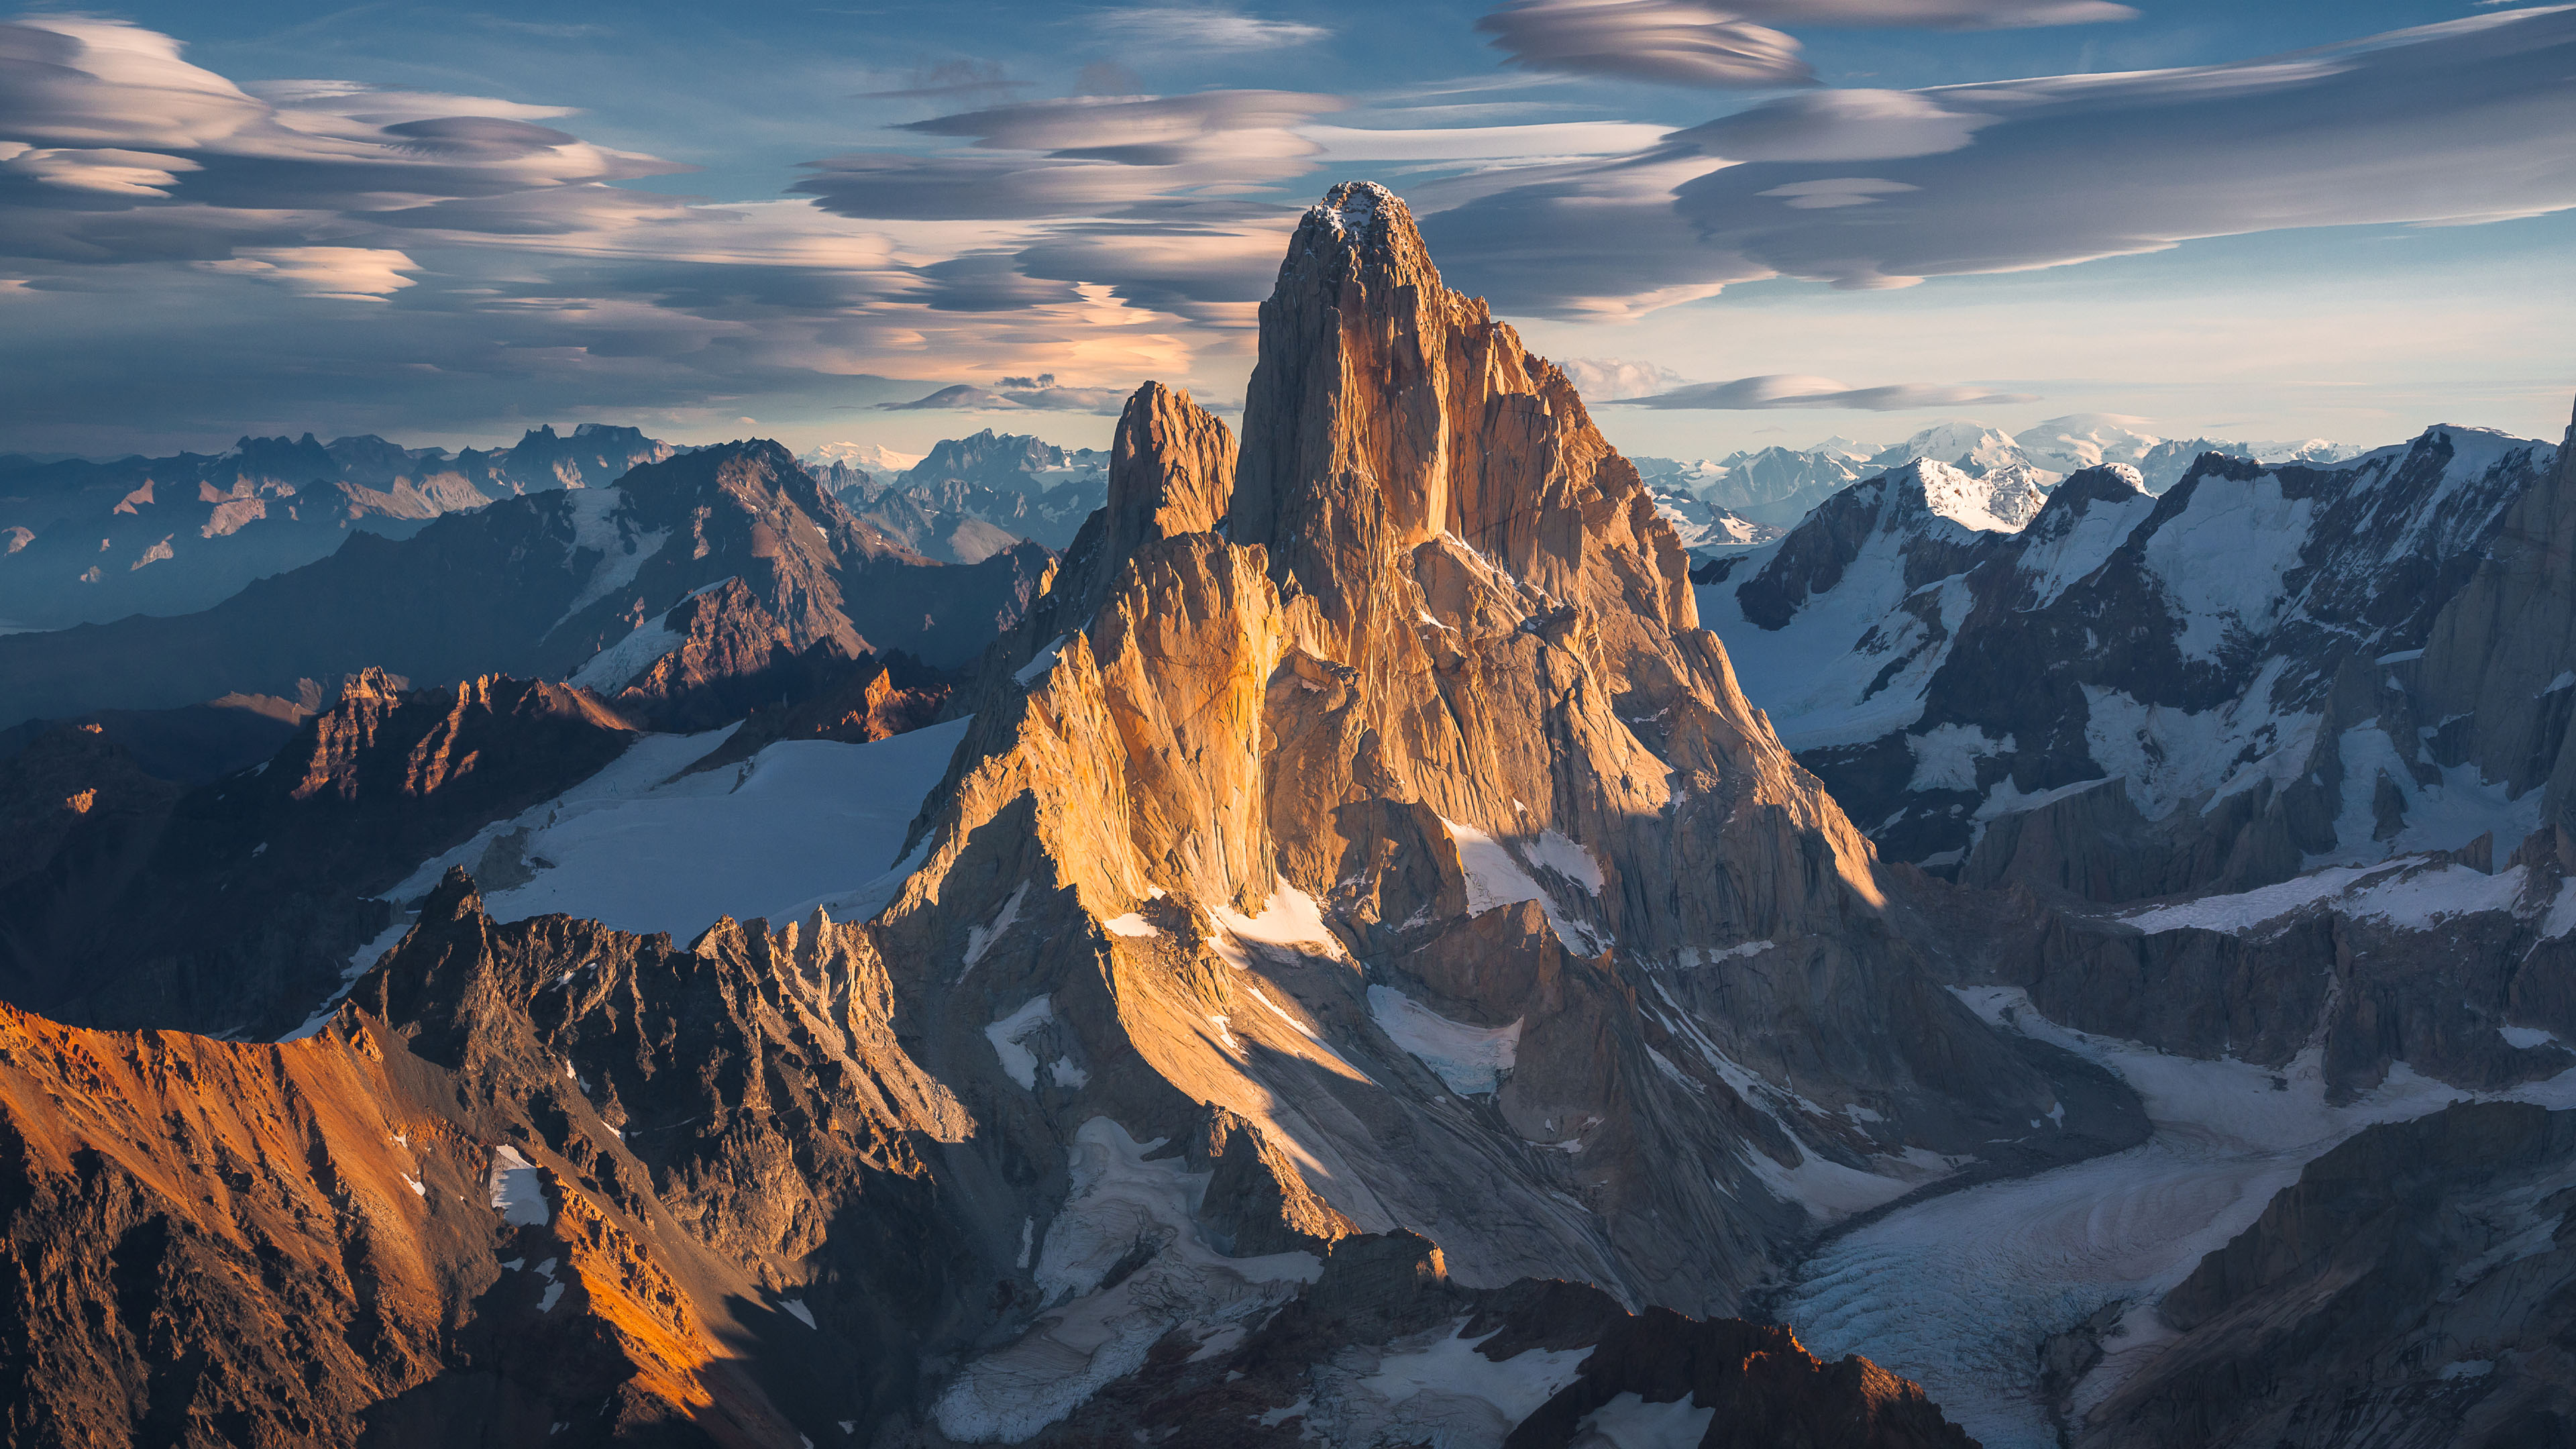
[1781,987,2576,1448]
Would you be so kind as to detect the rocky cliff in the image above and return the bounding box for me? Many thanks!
[0,869,1978,1446]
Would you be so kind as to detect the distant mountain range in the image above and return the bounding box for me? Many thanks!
[801,429,1109,563]
[0,425,672,631]
[1638,415,2365,533]
[0,440,1045,729]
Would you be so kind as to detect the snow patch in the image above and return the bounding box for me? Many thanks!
[1100,912,1160,938]
[1367,985,1519,1095]
[1303,1320,1591,1446]
[1012,636,1067,687]
[1523,828,1604,895]
[961,881,1029,974]
[487,1146,549,1226]
[2139,474,2314,662]
[553,488,671,627]
[931,1119,1319,1442]
[1910,724,2013,794]
[1575,1392,1718,1448]
[375,718,970,942]
[1442,817,1606,954]
[985,996,1054,1091]
[1208,885,1344,967]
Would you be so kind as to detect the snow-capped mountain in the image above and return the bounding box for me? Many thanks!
[1645,480,1781,550]
[0,439,1047,727]
[0,425,671,629]
[803,428,1110,561]
[798,439,922,475]
[1635,439,1878,527]
[1701,423,2563,893]
[1642,419,2367,543]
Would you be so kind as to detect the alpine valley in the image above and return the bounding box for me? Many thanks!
[5,180,2573,1449]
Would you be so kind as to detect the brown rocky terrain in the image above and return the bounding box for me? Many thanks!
[0,869,1980,1446]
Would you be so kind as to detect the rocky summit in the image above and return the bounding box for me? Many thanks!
[3,178,2573,1449]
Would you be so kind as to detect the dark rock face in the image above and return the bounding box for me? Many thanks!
[0,669,638,1036]
[2075,1101,2576,1448]
[0,423,672,631]
[1707,422,2563,900]
[0,440,1049,727]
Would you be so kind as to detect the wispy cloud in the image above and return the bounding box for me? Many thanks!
[1090,5,1331,52]
[1605,373,2035,409]
[1425,7,2576,313]
[1478,2,1813,87]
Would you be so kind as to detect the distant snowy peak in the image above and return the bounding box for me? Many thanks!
[1900,459,2047,535]
[1871,423,2037,483]
[801,441,922,476]
[1648,484,1782,551]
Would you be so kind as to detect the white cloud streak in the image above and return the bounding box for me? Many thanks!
[1605,372,2036,409]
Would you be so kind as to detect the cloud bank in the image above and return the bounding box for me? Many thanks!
[1425,7,2576,312]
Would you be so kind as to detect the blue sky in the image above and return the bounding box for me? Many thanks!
[3,1,2570,461]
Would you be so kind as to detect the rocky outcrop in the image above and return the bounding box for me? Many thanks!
[0,870,974,1446]
[934,1230,1973,1448]
[2074,1101,2576,1448]
[0,440,1048,728]
[856,181,2101,1362]
[0,669,637,1036]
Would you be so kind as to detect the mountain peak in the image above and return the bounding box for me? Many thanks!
[1279,178,1438,293]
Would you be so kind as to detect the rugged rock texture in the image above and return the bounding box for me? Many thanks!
[1904,823,2576,1101]
[0,873,1972,1446]
[921,1230,1973,1448]
[2074,1101,2576,1448]
[0,440,1048,728]
[1705,420,2563,898]
[0,871,972,1446]
[0,424,670,630]
[0,669,638,1036]
[856,180,2107,1364]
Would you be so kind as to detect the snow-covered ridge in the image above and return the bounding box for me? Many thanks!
[1702,421,2561,884]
